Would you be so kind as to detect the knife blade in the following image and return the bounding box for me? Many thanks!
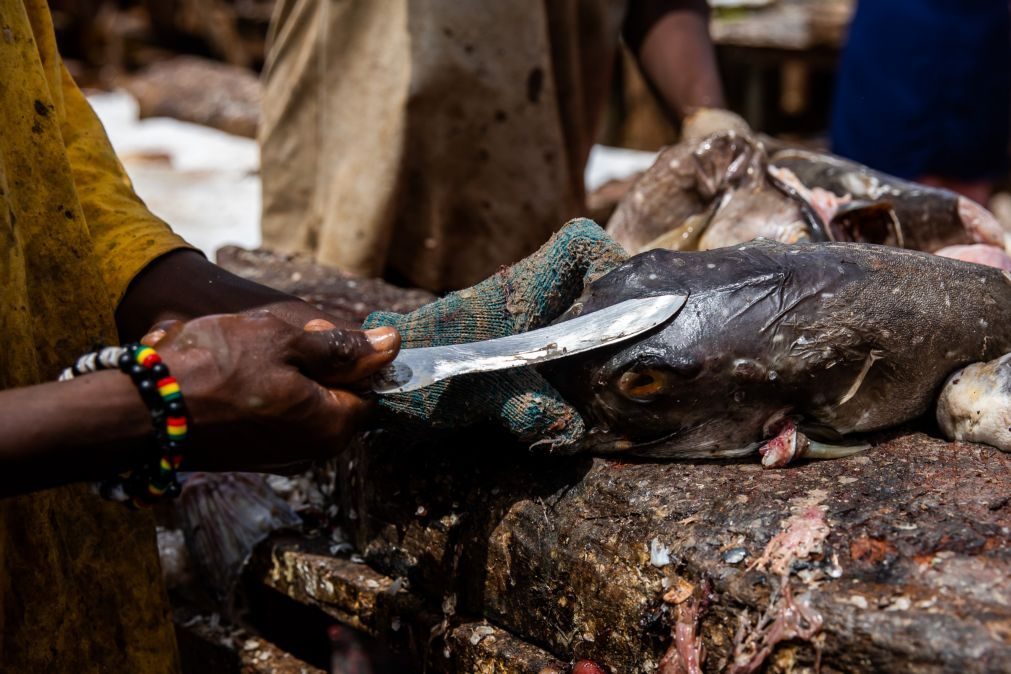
[371,294,687,394]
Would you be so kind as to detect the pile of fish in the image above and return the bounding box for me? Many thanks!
[606,111,1011,270]
[543,115,1011,463]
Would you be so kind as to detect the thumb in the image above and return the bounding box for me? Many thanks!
[495,370,587,454]
[290,326,400,385]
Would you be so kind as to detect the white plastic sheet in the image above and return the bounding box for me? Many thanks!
[88,91,261,255]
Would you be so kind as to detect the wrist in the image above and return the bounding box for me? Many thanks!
[70,370,154,445]
[0,371,156,497]
[117,249,357,339]
[59,343,193,505]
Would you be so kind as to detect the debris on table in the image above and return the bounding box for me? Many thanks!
[175,611,325,674]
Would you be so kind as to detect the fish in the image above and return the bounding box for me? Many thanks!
[175,472,302,598]
[605,134,719,253]
[770,149,1009,253]
[543,240,1011,464]
[937,353,1011,452]
[607,132,824,255]
[605,126,1010,264]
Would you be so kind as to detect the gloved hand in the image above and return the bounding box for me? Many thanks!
[363,219,627,452]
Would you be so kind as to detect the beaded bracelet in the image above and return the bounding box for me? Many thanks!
[59,343,190,508]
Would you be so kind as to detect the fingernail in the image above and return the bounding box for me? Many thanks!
[364,327,399,352]
[141,329,166,347]
[304,318,336,332]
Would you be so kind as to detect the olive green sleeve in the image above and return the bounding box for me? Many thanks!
[58,64,196,310]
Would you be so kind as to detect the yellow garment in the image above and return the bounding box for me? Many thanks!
[260,0,627,293]
[0,1,189,671]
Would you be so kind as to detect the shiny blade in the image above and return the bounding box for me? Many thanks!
[371,294,687,394]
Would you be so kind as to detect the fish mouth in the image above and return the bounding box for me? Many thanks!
[581,426,762,459]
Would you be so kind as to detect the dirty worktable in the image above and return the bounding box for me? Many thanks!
[710,0,853,52]
[711,0,854,133]
[221,249,1010,673]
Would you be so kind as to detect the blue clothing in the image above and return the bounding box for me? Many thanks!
[831,0,1011,182]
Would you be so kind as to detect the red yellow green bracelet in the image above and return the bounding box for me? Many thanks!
[60,343,191,508]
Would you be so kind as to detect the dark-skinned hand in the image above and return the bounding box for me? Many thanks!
[146,311,399,472]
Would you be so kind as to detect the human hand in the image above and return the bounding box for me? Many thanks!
[363,219,627,452]
[150,312,399,472]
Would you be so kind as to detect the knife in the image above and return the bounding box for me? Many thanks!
[371,294,687,394]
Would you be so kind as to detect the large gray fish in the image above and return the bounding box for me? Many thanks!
[544,240,1011,465]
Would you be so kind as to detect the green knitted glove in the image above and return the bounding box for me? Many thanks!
[363,219,627,452]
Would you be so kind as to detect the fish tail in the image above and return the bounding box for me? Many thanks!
[176,472,302,597]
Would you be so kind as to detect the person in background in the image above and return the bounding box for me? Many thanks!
[0,2,401,670]
[1,3,626,670]
[259,0,724,293]
[831,0,1011,204]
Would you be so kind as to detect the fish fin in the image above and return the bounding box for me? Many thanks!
[767,165,831,242]
[177,472,302,599]
[798,440,872,461]
[837,349,885,406]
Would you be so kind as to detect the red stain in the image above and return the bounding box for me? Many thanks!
[849,536,897,564]
[572,660,608,674]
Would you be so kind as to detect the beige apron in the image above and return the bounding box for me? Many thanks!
[260,0,628,293]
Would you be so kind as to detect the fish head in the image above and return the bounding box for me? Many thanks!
[590,331,768,452]
[549,244,815,458]
[692,131,765,200]
[577,307,776,457]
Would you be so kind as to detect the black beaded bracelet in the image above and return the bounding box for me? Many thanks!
[59,343,190,508]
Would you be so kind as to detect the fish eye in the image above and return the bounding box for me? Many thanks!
[617,368,669,402]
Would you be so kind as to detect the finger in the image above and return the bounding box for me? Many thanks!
[507,219,628,330]
[142,319,183,346]
[495,370,587,453]
[313,387,375,450]
[290,326,400,385]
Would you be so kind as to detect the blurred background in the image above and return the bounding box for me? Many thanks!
[48,0,872,258]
